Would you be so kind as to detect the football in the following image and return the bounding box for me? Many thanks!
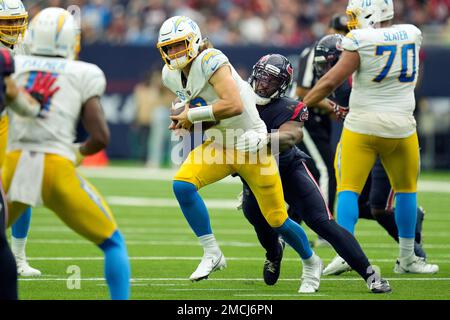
[170,98,219,131]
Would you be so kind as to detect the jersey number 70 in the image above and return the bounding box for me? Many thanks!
[373,43,417,83]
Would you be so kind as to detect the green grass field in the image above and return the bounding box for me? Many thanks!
[13,167,450,300]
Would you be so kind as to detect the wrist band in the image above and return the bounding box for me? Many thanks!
[187,105,215,123]
[9,91,40,117]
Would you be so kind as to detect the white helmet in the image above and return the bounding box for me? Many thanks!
[28,7,80,60]
[0,0,28,47]
[156,16,202,70]
[346,0,394,30]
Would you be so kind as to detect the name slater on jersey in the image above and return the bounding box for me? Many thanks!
[384,30,408,42]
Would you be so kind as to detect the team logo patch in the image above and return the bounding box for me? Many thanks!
[299,106,309,122]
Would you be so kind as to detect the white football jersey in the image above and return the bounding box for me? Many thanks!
[162,48,266,145]
[342,24,422,138]
[8,55,106,163]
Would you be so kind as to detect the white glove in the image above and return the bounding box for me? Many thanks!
[235,130,268,153]
[72,143,85,167]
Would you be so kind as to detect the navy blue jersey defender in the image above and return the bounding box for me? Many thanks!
[241,54,391,291]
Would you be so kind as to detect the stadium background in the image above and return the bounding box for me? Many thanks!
[14,0,450,301]
[22,0,450,169]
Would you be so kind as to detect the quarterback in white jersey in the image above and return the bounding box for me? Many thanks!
[303,0,438,275]
[2,7,130,299]
[157,16,323,293]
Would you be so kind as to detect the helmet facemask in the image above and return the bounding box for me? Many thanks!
[0,13,28,46]
[157,32,199,70]
[252,67,286,100]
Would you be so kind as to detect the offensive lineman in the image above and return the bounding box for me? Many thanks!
[302,0,438,274]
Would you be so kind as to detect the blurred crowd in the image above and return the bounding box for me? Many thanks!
[24,0,450,47]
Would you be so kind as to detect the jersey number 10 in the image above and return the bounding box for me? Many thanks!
[373,44,416,83]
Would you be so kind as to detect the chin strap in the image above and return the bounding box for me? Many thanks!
[255,94,272,105]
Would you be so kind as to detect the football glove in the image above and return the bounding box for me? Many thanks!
[329,101,349,120]
[235,130,268,153]
[72,143,85,167]
[26,72,60,118]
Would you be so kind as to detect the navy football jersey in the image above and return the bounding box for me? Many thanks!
[257,96,310,171]
[0,48,14,112]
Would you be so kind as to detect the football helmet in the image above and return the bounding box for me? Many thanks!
[28,7,80,60]
[157,16,202,70]
[346,0,394,30]
[314,34,344,78]
[0,0,28,47]
[249,54,293,104]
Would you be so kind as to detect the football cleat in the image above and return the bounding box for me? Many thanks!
[394,255,439,274]
[299,254,323,293]
[323,255,352,275]
[263,238,285,286]
[17,261,42,277]
[189,252,227,281]
[367,278,392,294]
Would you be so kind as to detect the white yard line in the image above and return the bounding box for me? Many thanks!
[25,239,450,249]
[79,166,450,192]
[106,196,239,209]
[18,277,450,282]
[24,256,450,263]
[26,226,450,238]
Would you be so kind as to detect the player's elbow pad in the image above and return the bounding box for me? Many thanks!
[8,91,40,118]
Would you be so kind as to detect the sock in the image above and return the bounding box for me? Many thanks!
[11,236,27,261]
[12,207,32,239]
[99,230,130,300]
[337,191,359,234]
[199,234,221,255]
[302,252,318,266]
[395,193,417,238]
[274,218,313,260]
[173,181,212,237]
[399,237,415,258]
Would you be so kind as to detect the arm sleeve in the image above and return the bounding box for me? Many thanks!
[201,49,229,81]
[81,64,106,104]
[296,46,315,89]
[272,100,307,129]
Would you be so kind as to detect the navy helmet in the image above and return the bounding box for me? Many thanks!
[249,53,294,100]
[313,34,344,78]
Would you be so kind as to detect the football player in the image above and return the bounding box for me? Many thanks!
[309,34,427,275]
[0,0,41,277]
[157,16,323,293]
[302,0,438,274]
[240,53,390,293]
[3,7,131,299]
